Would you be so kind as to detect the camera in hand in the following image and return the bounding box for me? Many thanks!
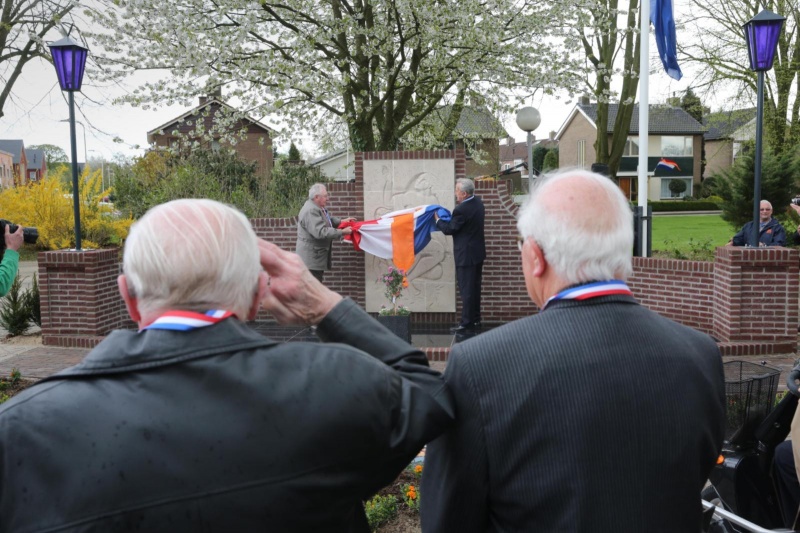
[792,197,800,206]
[0,220,38,259]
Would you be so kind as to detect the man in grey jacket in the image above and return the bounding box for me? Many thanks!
[296,182,354,282]
[0,198,453,533]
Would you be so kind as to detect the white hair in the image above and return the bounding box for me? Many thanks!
[457,178,475,196]
[517,168,633,283]
[761,200,773,209]
[309,183,327,200]
[123,199,261,319]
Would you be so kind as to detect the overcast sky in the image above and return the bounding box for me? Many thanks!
[0,26,712,163]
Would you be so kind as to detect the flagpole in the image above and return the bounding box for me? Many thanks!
[637,0,651,257]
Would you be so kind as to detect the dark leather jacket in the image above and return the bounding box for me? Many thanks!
[0,299,453,532]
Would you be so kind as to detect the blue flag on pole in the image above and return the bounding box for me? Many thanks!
[651,0,682,80]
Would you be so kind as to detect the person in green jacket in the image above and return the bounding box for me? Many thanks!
[0,224,24,296]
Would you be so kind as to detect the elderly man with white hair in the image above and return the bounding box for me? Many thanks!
[421,169,726,533]
[729,199,787,247]
[296,182,354,282]
[0,198,453,532]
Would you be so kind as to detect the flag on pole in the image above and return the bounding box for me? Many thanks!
[655,157,682,171]
[341,205,451,273]
[651,0,682,81]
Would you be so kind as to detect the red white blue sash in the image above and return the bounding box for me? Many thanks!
[544,280,633,310]
[142,310,235,331]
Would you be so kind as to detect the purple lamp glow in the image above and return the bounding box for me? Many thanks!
[48,36,88,91]
[743,10,786,72]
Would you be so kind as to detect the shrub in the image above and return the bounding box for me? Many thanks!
[0,168,133,250]
[659,238,716,261]
[265,160,322,217]
[668,179,687,196]
[648,201,720,212]
[542,149,558,172]
[0,275,30,336]
[365,494,398,531]
[113,149,268,219]
[24,273,40,327]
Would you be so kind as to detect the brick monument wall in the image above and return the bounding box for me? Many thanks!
[36,151,800,357]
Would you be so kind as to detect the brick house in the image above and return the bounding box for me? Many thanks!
[312,105,508,181]
[25,148,47,182]
[0,140,27,186]
[147,96,274,180]
[0,150,13,189]
[703,108,757,179]
[499,134,558,173]
[556,97,705,201]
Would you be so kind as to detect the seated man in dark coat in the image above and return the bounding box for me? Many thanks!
[0,198,454,532]
[729,200,787,246]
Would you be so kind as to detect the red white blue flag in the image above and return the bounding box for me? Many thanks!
[655,158,681,172]
[342,205,450,273]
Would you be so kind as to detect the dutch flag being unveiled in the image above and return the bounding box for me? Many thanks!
[341,205,451,273]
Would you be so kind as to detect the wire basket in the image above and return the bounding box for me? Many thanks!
[723,361,780,444]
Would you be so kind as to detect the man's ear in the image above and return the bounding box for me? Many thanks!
[246,272,269,321]
[117,275,141,325]
[527,240,547,279]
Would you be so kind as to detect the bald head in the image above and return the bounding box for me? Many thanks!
[122,199,262,321]
[517,169,633,284]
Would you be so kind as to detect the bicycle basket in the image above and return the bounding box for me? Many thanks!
[723,361,780,445]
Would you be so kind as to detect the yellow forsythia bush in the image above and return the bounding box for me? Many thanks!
[0,166,133,250]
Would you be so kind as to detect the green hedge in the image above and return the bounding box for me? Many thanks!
[644,201,721,212]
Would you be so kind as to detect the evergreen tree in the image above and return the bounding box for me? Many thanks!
[716,145,797,229]
[288,142,302,162]
[680,89,704,124]
[0,275,30,337]
[542,149,559,172]
[531,145,548,175]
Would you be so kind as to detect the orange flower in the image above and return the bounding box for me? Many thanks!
[414,464,423,474]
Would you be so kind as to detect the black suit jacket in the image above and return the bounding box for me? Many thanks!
[437,196,486,266]
[421,294,726,533]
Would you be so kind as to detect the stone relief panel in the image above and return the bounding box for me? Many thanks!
[363,159,456,313]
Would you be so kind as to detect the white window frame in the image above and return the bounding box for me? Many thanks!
[577,140,586,168]
[660,136,693,157]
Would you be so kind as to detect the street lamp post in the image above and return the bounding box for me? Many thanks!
[60,119,87,164]
[48,36,88,251]
[743,10,785,248]
[516,107,541,189]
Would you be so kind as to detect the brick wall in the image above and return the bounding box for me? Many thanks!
[37,151,800,357]
[39,249,125,348]
[629,257,716,334]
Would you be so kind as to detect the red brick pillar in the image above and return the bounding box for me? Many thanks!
[39,248,126,348]
[712,246,799,351]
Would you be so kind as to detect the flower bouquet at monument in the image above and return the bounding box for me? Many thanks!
[378,266,411,317]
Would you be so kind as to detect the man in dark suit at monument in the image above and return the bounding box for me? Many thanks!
[435,178,485,334]
[421,169,726,532]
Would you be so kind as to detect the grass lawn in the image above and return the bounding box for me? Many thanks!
[651,214,736,252]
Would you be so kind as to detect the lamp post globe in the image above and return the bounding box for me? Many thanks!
[742,9,785,248]
[48,35,88,251]
[516,107,541,186]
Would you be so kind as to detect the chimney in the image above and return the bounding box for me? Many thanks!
[507,136,514,146]
[199,96,207,106]
[579,95,591,105]
[549,131,556,141]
